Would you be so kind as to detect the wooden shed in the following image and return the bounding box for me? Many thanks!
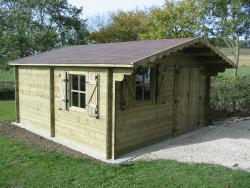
[9,38,234,160]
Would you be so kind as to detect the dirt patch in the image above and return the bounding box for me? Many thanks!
[0,121,96,160]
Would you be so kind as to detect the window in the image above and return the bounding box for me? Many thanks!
[135,67,151,100]
[70,74,86,108]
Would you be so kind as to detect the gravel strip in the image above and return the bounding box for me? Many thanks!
[133,119,250,171]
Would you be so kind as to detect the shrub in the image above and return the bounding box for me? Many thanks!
[0,87,15,100]
[210,75,250,118]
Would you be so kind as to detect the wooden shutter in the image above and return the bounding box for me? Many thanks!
[59,72,69,110]
[156,64,166,103]
[86,72,99,118]
[120,75,135,110]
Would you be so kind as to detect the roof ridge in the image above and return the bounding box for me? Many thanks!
[70,37,195,47]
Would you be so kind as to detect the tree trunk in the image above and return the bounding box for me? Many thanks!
[235,36,240,76]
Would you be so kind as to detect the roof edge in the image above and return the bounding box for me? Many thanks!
[132,37,236,68]
[9,63,133,68]
[132,38,199,65]
[199,39,236,68]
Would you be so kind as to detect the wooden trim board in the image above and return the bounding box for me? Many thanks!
[49,67,55,137]
[9,63,133,68]
[106,68,113,159]
[14,66,20,123]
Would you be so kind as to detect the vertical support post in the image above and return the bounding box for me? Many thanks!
[106,68,113,159]
[154,64,159,103]
[49,67,55,137]
[172,64,179,135]
[204,75,211,126]
[112,81,117,160]
[14,66,20,123]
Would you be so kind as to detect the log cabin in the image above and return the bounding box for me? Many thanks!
[9,38,235,161]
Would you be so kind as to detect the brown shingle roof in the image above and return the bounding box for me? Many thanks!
[9,38,235,67]
[9,38,194,65]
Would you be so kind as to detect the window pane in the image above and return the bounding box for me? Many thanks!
[136,67,144,86]
[72,92,78,107]
[80,93,86,108]
[72,75,78,90]
[80,75,86,92]
[144,68,151,100]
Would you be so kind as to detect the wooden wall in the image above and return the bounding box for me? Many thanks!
[18,66,110,158]
[114,55,211,156]
[54,67,108,157]
[17,58,211,159]
[18,67,51,136]
[114,64,176,156]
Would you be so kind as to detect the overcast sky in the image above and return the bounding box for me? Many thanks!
[68,0,165,18]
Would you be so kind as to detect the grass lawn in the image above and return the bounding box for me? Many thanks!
[0,101,250,187]
[220,48,250,56]
[220,48,250,66]
[0,70,14,81]
[0,100,16,122]
[0,136,250,188]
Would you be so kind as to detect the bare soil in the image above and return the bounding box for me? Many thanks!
[0,121,94,160]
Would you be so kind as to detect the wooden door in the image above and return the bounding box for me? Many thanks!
[174,65,203,135]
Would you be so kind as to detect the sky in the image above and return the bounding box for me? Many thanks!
[67,0,165,18]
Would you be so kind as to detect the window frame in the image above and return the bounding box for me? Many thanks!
[135,67,152,101]
[69,73,87,110]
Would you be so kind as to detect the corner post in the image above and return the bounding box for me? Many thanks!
[106,68,113,159]
[14,66,20,123]
[205,75,211,126]
[49,67,55,137]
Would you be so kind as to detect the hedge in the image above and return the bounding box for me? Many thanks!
[0,87,15,100]
[210,75,250,118]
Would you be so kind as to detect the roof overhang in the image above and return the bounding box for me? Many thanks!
[9,63,133,68]
[132,38,236,68]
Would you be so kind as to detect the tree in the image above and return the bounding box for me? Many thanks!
[90,10,148,43]
[140,0,206,40]
[0,0,89,69]
[203,0,250,76]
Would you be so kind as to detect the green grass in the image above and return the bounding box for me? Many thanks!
[0,100,16,121]
[0,70,14,81]
[220,48,250,56]
[219,66,250,77]
[0,103,249,188]
[219,48,250,67]
[0,136,250,188]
